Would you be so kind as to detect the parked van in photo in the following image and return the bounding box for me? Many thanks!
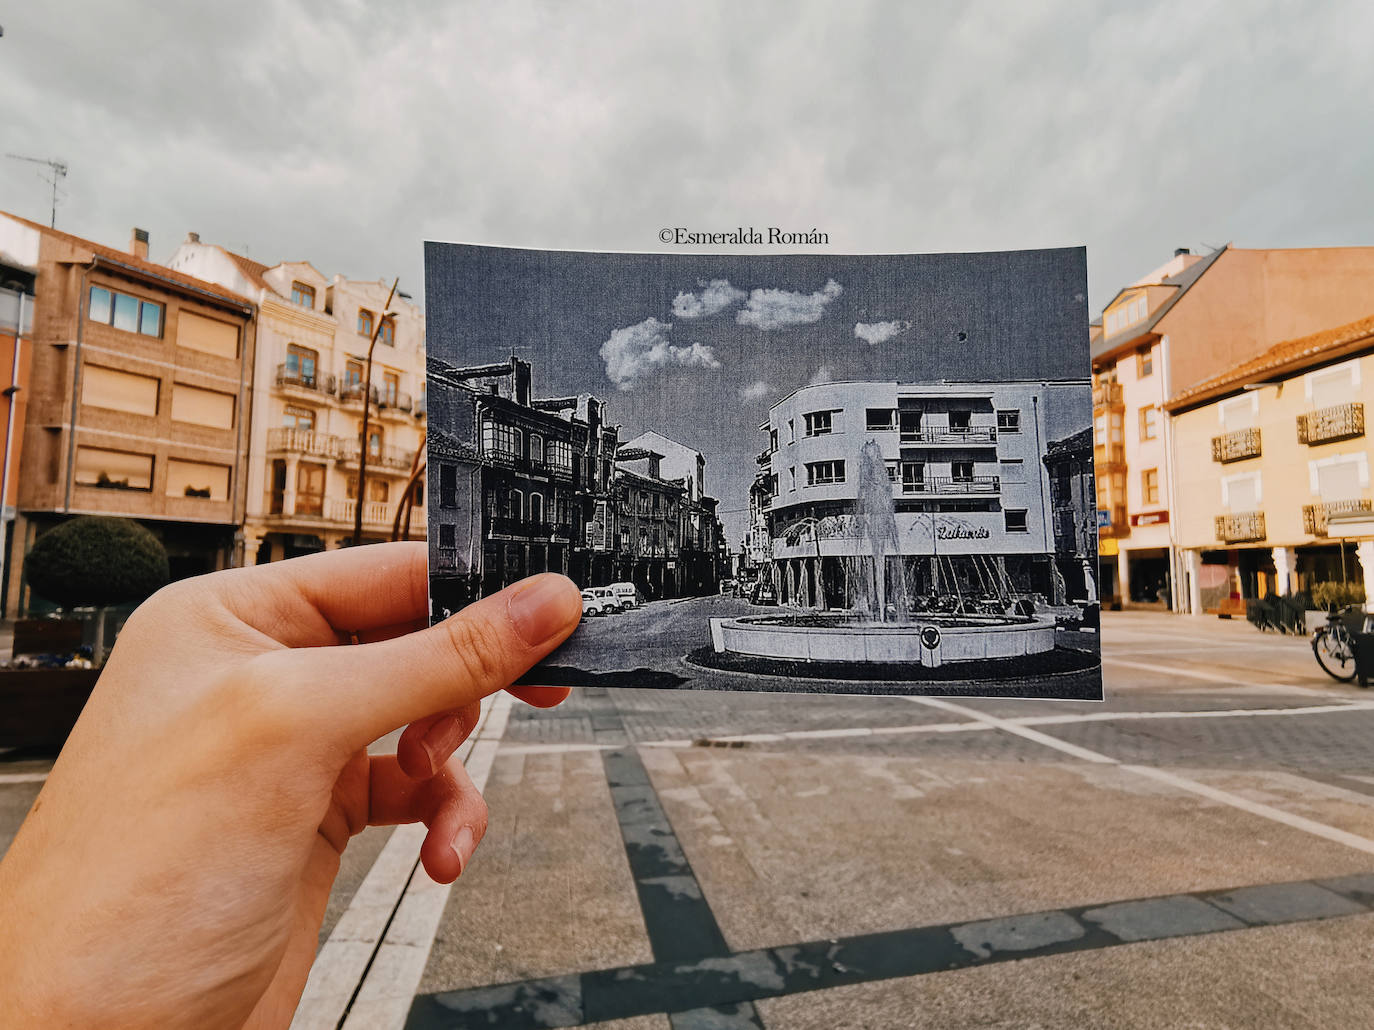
[609,582,641,609]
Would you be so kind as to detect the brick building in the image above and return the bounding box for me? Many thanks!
[0,212,257,612]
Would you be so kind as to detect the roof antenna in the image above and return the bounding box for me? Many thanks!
[6,153,68,228]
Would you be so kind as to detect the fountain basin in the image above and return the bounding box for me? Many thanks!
[709,613,1057,668]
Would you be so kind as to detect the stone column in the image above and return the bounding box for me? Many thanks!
[1185,549,1203,616]
[1117,548,1132,605]
[1357,541,1374,612]
[1271,546,1297,597]
[284,457,300,517]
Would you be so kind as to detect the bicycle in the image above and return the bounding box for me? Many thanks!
[1311,604,1365,683]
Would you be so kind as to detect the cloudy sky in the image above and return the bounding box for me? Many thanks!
[3,0,1372,315]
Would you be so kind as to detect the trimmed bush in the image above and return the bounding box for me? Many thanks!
[25,516,169,609]
[1311,581,1366,611]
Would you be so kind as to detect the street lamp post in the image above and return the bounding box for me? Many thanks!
[353,277,398,547]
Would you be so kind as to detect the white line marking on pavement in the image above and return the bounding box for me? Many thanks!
[289,692,511,1030]
[1102,657,1269,684]
[340,692,512,1030]
[0,771,48,784]
[906,697,1118,764]
[906,697,1374,858]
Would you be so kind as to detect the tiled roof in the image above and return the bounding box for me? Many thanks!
[0,209,253,310]
[1166,312,1374,411]
[1091,246,1227,362]
[220,247,272,292]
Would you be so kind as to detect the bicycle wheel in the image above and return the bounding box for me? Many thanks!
[1313,626,1358,682]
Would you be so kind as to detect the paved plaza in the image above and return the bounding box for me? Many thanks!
[5,610,1374,1027]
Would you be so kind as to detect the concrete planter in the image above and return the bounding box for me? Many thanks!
[0,668,101,749]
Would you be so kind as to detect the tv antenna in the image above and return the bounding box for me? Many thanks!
[6,154,68,228]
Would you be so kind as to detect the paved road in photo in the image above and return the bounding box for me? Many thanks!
[5,610,1374,1028]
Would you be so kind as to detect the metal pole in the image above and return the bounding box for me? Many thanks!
[353,278,398,546]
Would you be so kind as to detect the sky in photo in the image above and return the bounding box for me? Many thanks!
[426,244,1091,542]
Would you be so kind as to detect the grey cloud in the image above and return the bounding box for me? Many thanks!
[672,279,747,319]
[740,380,771,400]
[599,317,721,391]
[855,320,913,345]
[737,279,843,331]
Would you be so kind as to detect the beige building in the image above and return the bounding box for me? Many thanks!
[0,212,257,612]
[1092,245,1374,611]
[1167,314,1374,613]
[167,236,425,560]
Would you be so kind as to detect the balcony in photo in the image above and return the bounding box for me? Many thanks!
[1297,402,1364,445]
[1215,510,1266,543]
[1211,427,1261,463]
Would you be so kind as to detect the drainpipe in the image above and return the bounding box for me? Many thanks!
[0,290,26,608]
[1032,393,1052,596]
[64,259,99,512]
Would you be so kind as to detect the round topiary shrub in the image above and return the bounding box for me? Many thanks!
[25,516,170,609]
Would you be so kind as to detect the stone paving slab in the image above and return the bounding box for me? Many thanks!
[755,913,1374,1029]
[642,749,1374,955]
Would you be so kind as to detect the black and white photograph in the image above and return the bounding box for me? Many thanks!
[426,243,1102,699]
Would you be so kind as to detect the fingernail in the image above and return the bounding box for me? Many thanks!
[451,825,476,876]
[420,715,459,775]
[508,575,578,646]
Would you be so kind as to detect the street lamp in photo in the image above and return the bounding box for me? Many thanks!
[353,277,399,546]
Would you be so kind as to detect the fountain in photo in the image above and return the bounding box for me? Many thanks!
[710,441,1057,671]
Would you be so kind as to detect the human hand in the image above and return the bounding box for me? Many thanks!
[0,542,581,1029]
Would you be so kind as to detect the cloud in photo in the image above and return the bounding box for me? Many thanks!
[599,317,721,391]
[672,278,747,319]
[855,319,912,345]
[737,279,843,331]
[740,379,771,401]
[808,364,834,386]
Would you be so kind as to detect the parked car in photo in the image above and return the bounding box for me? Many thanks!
[750,581,778,606]
[581,590,616,617]
[590,586,624,613]
[609,582,641,609]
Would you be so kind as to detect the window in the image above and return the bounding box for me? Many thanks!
[412,478,425,505]
[548,438,572,469]
[1139,405,1159,441]
[296,462,325,516]
[167,459,230,501]
[996,409,1021,433]
[291,281,316,309]
[285,345,318,387]
[1004,509,1029,533]
[171,384,235,429]
[282,406,315,431]
[88,285,163,338]
[439,464,458,508]
[270,459,286,514]
[804,410,834,436]
[951,461,973,482]
[806,460,845,486]
[885,462,898,482]
[481,420,520,458]
[75,447,152,491]
[357,309,374,337]
[367,479,389,504]
[788,418,795,443]
[769,428,779,452]
[508,490,523,520]
[382,371,399,406]
[949,410,971,431]
[529,433,544,464]
[529,493,544,523]
[1142,468,1159,505]
[901,462,924,491]
[1308,361,1359,408]
[81,365,159,417]
[344,360,364,390]
[177,310,238,358]
[866,408,896,431]
[1137,347,1154,378]
[379,316,395,347]
[1104,294,1148,336]
[360,425,382,458]
[438,524,456,548]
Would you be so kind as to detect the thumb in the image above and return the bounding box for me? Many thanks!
[281,574,582,752]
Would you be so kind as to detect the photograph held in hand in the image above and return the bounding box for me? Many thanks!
[425,243,1102,699]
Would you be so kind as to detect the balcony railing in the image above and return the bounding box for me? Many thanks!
[488,516,556,538]
[328,498,391,526]
[1297,402,1364,445]
[899,427,997,446]
[275,365,335,394]
[1303,498,1373,536]
[1211,427,1261,463]
[266,427,342,459]
[338,441,417,471]
[1092,382,1124,409]
[1094,442,1125,467]
[1215,511,1266,543]
[338,382,380,406]
[899,475,1000,495]
[377,391,413,415]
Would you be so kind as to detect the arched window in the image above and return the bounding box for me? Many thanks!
[508,489,523,520]
[529,433,544,464]
[529,492,544,523]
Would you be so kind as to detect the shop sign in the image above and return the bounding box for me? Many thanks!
[1099,537,1119,556]
[1130,511,1169,527]
[1096,509,1111,529]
